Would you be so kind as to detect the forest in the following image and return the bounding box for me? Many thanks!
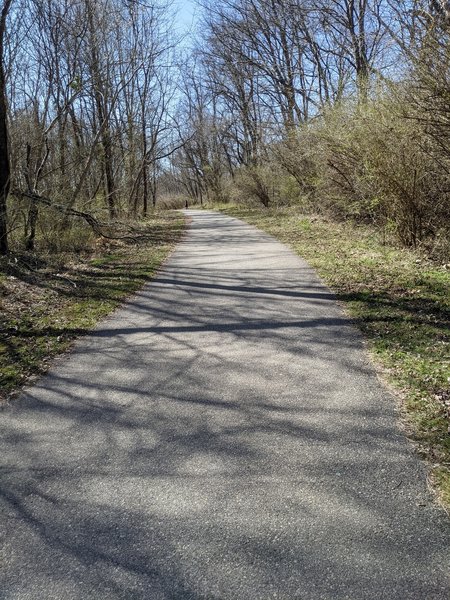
[0,0,449,257]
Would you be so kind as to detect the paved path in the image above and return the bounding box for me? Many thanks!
[1,210,449,599]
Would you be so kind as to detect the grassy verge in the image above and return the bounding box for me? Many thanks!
[217,204,450,509]
[0,212,185,402]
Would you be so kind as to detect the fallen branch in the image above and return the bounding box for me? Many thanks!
[11,189,146,242]
[54,273,77,288]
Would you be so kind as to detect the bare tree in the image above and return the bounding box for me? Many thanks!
[2,0,180,249]
[0,0,12,254]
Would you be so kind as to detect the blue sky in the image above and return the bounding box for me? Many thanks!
[174,0,199,37]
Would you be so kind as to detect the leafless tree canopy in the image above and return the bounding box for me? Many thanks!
[0,0,448,253]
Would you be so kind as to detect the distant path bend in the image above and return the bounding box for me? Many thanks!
[1,210,449,599]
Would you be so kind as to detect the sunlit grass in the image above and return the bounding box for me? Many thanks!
[218,204,450,509]
[0,212,185,400]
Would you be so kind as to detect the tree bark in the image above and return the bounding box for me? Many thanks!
[86,0,117,219]
[0,0,12,254]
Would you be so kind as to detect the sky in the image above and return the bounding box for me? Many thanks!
[173,0,200,39]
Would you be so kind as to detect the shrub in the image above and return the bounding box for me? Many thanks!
[271,94,449,258]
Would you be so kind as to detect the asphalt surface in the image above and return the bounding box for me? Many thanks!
[1,210,449,600]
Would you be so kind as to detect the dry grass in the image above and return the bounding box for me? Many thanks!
[0,211,185,402]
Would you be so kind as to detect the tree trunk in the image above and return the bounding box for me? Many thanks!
[25,201,38,251]
[0,0,12,255]
[86,0,117,220]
